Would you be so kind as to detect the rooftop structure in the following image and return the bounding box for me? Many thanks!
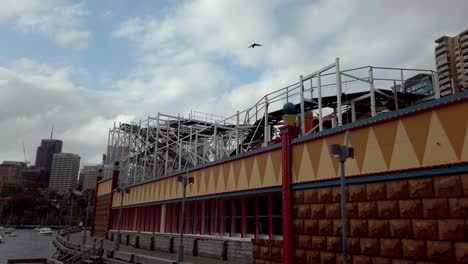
[104,59,440,185]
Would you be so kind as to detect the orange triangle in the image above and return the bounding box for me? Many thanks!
[324,133,345,175]
[203,172,209,193]
[349,127,371,172]
[244,157,255,181]
[233,160,242,180]
[435,102,468,159]
[256,154,268,185]
[306,140,322,177]
[373,121,399,169]
[270,150,282,184]
[401,111,432,164]
[223,164,230,190]
[292,144,304,182]
[212,166,220,191]
[195,172,201,194]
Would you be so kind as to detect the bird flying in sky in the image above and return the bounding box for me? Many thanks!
[249,43,262,48]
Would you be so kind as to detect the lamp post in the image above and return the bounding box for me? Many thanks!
[113,184,130,252]
[329,130,354,264]
[82,191,92,244]
[176,174,194,263]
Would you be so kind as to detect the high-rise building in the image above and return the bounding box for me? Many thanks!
[0,161,26,184]
[34,139,63,186]
[49,153,80,193]
[82,166,99,191]
[77,171,85,191]
[434,29,468,96]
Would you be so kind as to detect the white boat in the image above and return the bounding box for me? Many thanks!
[0,235,4,243]
[4,228,14,234]
[8,232,17,237]
[38,227,53,235]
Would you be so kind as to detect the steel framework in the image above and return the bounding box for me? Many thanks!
[103,58,438,184]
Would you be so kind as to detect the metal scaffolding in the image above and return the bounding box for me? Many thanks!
[103,59,438,184]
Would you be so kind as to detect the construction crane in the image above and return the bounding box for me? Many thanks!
[22,141,30,165]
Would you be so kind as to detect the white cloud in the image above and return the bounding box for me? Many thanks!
[0,0,91,50]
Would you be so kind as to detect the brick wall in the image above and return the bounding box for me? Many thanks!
[289,173,468,264]
[252,239,283,264]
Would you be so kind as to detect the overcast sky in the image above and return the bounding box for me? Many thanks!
[0,0,467,167]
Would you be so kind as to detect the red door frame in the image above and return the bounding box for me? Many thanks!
[254,196,259,238]
[268,193,273,240]
[200,200,205,235]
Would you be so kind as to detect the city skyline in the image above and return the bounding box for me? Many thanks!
[1,0,467,168]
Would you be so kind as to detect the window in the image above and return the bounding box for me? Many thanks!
[185,202,192,234]
[258,196,268,235]
[245,197,255,236]
[272,194,282,236]
[193,201,200,234]
[233,198,242,235]
[223,199,231,235]
[203,200,210,234]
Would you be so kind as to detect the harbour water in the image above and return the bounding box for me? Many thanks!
[0,229,56,264]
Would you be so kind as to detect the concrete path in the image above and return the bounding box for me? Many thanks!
[68,231,239,264]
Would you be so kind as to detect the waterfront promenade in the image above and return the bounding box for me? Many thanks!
[68,231,238,264]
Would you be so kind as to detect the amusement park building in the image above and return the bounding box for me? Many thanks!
[91,60,468,263]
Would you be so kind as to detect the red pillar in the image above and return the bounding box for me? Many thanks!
[280,125,299,264]
[268,193,273,240]
[218,199,223,235]
[106,164,120,231]
[90,171,103,236]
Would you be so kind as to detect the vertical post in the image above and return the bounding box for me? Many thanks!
[369,67,377,117]
[214,123,218,160]
[236,111,240,155]
[392,81,399,111]
[254,196,258,238]
[340,158,347,264]
[300,75,305,135]
[178,114,182,171]
[433,72,441,99]
[90,170,103,236]
[113,189,125,252]
[152,113,160,178]
[279,124,300,264]
[143,118,150,180]
[336,58,343,126]
[82,192,91,244]
[400,69,405,93]
[164,128,169,174]
[350,102,356,122]
[107,163,120,231]
[177,177,188,262]
[264,97,269,145]
[318,73,323,131]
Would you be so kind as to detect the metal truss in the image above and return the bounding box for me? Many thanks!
[103,58,438,184]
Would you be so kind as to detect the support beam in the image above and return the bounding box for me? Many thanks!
[336,58,343,126]
[369,67,377,117]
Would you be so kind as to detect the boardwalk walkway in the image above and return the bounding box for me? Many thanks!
[68,231,239,264]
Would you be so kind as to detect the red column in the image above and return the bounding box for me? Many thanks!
[280,125,299,264]
[106,165,121,231]
[90,172,103,236]
[230,198,234,237]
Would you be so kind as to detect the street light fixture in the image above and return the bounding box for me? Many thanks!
[176,173,194,263]
[112,161,131,252]
[329,130,354,264]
